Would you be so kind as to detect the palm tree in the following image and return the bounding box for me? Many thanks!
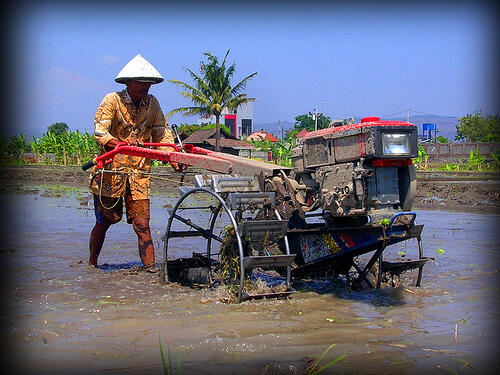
[167,50,257,152]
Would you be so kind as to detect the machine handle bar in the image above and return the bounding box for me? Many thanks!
[81,142,181,171]
[81,142,232,174]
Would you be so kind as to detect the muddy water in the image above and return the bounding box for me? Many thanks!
[1,186,499,375]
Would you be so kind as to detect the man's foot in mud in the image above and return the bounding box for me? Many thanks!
[142,265,159,273]
[86,264,101,273]
[121,265,142,275]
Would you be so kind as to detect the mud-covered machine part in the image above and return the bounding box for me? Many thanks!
[160,175,296,302]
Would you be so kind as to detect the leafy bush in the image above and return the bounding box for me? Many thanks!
[445,163,460,171]
[248,137,293,166]
[413,145,429,169]
[491,151,500,170]
[467,148,486,171]
[28,130,98,165]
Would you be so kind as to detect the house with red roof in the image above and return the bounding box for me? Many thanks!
[296,128,309,138]
[182,128,257,157]
[246,131,279,142]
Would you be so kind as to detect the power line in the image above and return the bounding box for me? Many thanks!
[409,109,454,117]
[380,110,408,118]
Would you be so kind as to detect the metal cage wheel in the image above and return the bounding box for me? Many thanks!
[160,187,247,300]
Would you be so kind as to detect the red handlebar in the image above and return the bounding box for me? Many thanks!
[93,143,180,168]
[82,142,233,174]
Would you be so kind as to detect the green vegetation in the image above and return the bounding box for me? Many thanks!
[158,330,344,375]
[466,148,485,171]
[413,145,429,169]
[4,110,499,173]
[32,130,98,165]
[159,333,181,375]
[294,112,332,132]
[168,49,257,152]
[218,225,240,288]
[176,123,201,136]
[455,111,500,142]
[246,136,293,167]
[378,218,390,227]
[0,129,98,165]
[415,143,499,172]
[491,151,500,169]
[47,122,70,136]
[2,134,28,161]
[428,148,499,172]
[285,112,338,140]
[178,122,231,136]
[304,343,346,375]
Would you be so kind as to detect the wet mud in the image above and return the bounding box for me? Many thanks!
[1,183,499,375]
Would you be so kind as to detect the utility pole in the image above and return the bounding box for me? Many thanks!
[406,108,410,123]
[314,108,318,131]
[278,119,281,141]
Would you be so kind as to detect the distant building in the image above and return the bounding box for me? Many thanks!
[421,123,437,143]
[246,130,279,142]
[291,128,309,146]
[296,128,309,139]
[197,102,253,139]
[175,131,190,143]
[182,128,256,157]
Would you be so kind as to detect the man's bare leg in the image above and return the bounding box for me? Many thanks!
[132,217,155,267]
[89,221,111,266]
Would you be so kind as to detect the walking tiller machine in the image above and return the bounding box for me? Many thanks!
[83,117,431,302]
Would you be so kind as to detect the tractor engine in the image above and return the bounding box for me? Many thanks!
[290,117,418,225]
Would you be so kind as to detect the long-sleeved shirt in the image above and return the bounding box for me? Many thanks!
[89,89,175,200]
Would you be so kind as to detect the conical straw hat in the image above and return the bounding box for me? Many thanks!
[115,54,164,84]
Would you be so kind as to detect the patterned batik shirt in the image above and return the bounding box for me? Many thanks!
[89,89,175,200]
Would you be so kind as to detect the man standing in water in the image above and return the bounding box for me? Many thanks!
[88,54,180,272]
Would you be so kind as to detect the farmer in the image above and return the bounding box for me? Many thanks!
[88,54,180,272]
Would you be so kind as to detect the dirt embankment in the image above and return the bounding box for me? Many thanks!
[0,165,498,213]
[414,171,500,213]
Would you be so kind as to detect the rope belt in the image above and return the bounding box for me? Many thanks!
[94,169,187,210]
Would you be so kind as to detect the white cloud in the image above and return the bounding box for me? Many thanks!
[101,55,120,65]
[33,67,100,107]
[27,67,114,133]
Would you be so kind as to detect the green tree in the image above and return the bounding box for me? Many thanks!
[7,134,27,160]
[47,122,70,135]
[294,112,331,132]
[437,136,449,143]
[178,123,202,136]
[455,111,500,142]
[0,134,9,159]
[167,50,257,151]
[284,128,301,142]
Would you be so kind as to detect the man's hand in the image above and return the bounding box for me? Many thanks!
[125,137,143,146]
[104,138,122,151]
[169,161,184,172]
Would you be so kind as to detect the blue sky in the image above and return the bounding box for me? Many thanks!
[7,1,498,138]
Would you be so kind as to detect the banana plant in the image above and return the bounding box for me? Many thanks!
[7,134,27,160]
